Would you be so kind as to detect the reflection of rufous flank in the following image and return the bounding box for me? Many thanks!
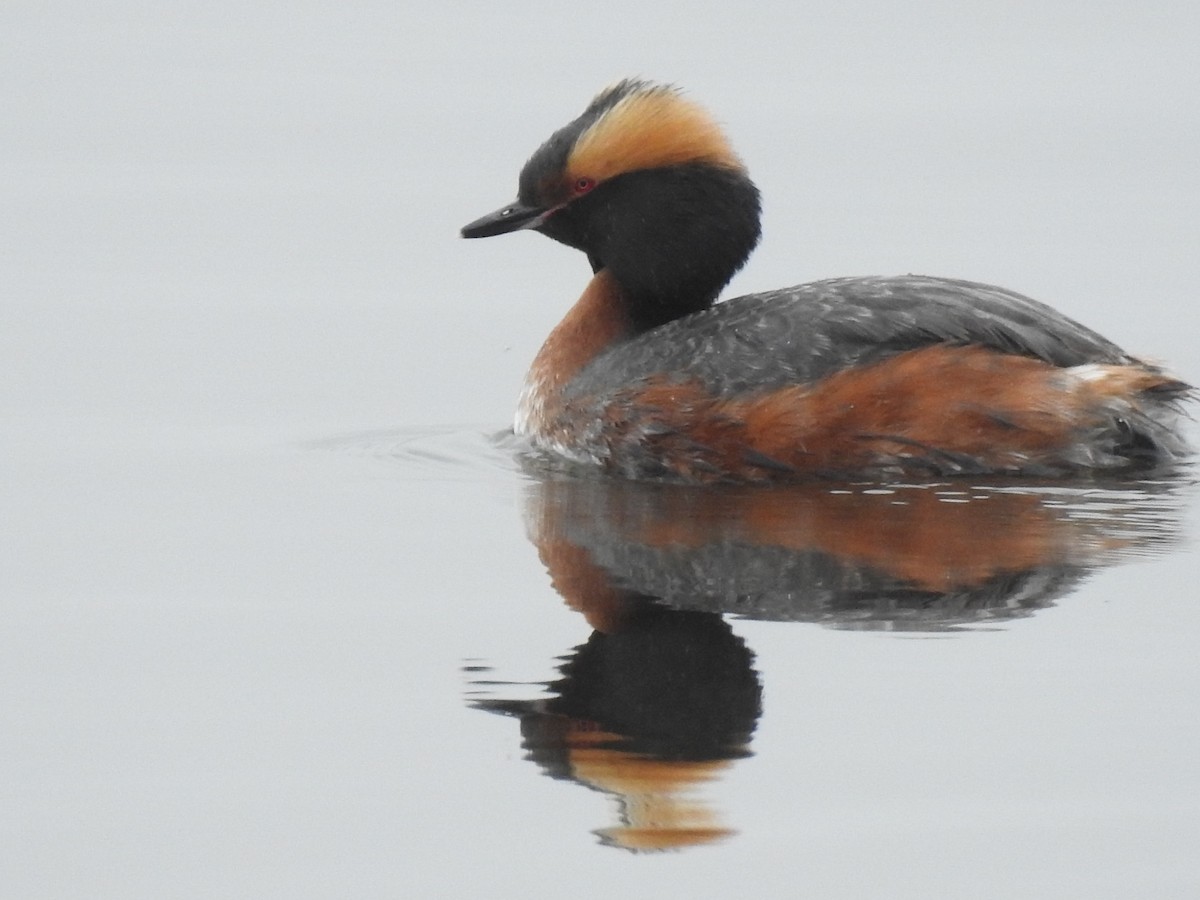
[563,725,735,852]
[535,478,1127,593]
[536,537,636,633]
[734,488,1083,590]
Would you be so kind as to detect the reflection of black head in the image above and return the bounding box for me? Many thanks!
[534,604,761,764]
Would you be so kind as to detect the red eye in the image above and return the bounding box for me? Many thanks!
[573,176,596,196]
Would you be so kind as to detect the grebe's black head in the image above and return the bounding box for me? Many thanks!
[462,80,762,329]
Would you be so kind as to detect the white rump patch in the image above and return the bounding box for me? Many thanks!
[1068,364,1117,383]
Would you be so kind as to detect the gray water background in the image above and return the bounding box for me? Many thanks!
[4,3,1199,897]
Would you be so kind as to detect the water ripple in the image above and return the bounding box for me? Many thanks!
[305,424,522,480]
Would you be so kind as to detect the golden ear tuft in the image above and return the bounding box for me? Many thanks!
[567,85,743,183]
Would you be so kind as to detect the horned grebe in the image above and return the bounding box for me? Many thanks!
[463,80,1190,481]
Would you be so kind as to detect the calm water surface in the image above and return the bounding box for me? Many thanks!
[4,3,1199,898]
[8,422,1198,897]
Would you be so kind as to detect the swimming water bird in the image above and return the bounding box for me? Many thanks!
[462,80,1191,481]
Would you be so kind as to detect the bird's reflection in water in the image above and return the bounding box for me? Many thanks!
[468,471,1190,851]
[473,603,759,851]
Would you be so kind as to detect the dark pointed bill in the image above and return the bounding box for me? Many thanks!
[461,200,549,238]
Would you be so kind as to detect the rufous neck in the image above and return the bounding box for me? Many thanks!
[515,270,632,435]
